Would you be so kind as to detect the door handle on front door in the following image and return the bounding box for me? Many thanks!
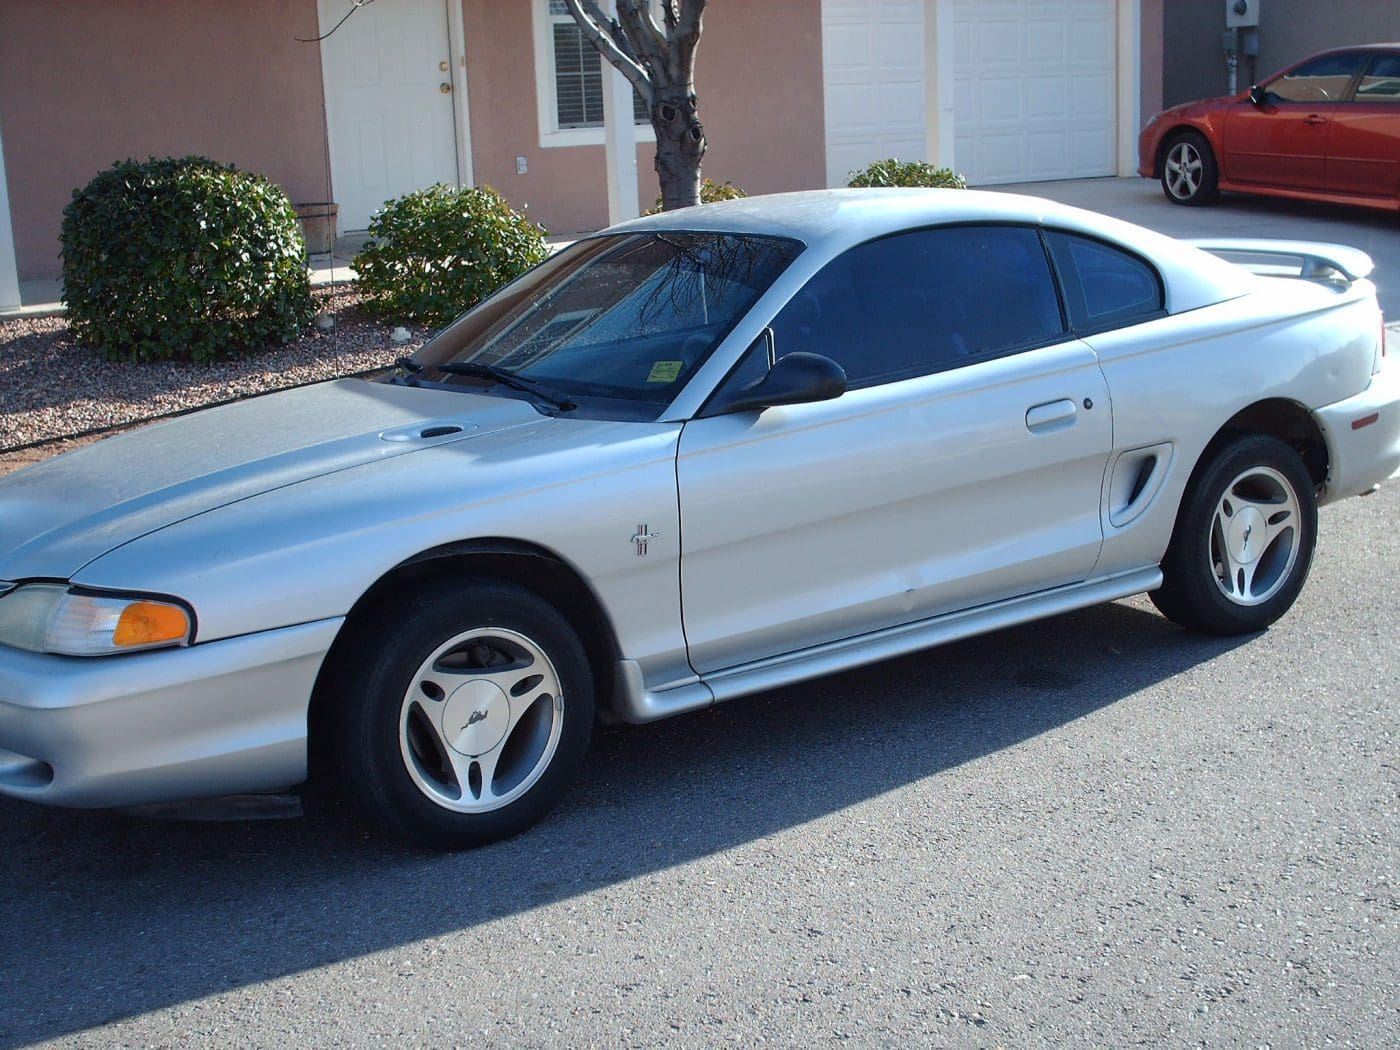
[1304,114,1327,125]
[1025,399,1078,433]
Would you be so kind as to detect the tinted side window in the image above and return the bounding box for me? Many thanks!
[1265,53,1366,103]
[1046,232,1164,332]
[767,225,1064,388]
[1355,55,1400,101]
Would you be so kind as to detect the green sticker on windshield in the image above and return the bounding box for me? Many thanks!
[647,360,683,383]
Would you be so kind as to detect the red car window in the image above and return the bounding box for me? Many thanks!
[1354,55,1400,101]
[1266,53,1366,103]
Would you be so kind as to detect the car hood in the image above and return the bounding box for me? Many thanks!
[0,379,547,581]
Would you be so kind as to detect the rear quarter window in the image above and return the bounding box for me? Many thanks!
[1046,231,1165,333]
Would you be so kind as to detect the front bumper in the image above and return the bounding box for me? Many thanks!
[0,617,343,808]
[1316,365,1400,504]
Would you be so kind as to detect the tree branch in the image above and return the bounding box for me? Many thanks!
[294,0,378,43]
[616,0,670,73]
[564,0,654,105]
[671,0,706,83]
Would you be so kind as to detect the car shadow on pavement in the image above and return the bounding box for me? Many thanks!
[0,597,1246,1047]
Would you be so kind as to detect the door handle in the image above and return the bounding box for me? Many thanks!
[1304,114,1327,125]
[1026,399,1077,433]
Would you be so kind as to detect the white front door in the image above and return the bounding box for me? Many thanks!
[317,0,461,231]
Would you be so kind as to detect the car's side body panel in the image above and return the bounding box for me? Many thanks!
[1222,100,1336,188]
[75,418,697,693]
[1327,100,1400,199]
[676,337,1113,672]
[1088,277,1385,578]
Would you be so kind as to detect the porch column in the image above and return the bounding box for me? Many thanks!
[0,117,20,313]
[924,0,955,169]
[1116,0,1142,175]
[600,1,640,224]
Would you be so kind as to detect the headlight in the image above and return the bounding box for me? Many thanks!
[0,584,192,656]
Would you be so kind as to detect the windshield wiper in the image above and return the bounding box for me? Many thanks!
[437,362,576,412]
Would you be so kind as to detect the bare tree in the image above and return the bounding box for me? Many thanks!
[564,0,707,210]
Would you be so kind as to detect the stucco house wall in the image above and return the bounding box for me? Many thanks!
[0,0,330,282]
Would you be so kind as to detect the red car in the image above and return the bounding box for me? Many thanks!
[1139,44,1400,210]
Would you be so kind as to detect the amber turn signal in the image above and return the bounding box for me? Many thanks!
[113,601,191,647]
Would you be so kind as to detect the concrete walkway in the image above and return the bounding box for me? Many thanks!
[9,254,359,319]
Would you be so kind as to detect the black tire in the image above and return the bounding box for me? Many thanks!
[1151,434,1317,635]
[324,578,594,849]
[1160,130,1220,206]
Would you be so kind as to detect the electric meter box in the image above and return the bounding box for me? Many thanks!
[1226,0,1260,28]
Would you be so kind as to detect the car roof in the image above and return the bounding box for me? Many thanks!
[605,188,1256,314]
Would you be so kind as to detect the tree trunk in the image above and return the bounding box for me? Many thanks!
[564,0,709,211]
[653,90,706,210]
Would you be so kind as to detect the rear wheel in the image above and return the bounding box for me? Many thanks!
[1152,435,1317,635]
[1161,131,1220,206]
[327,579,594,849]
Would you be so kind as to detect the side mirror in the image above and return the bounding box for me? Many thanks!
[716,352,847,415]
[1248,84,1265,106]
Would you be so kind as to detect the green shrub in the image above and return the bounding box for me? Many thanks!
[846,159,968,189]
[61,156,315,362]
[646,178,746,214]
[352,185,547,327]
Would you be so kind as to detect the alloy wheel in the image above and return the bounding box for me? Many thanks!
[1208,465,1302,606]
[398,626,565,813]
[1164,140,1204,201]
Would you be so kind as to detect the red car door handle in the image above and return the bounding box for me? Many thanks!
[1304,114,1328,126]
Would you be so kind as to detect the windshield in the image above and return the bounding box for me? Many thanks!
[399,231,803,420]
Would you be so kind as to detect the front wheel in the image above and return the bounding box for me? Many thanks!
[1160,131,1220,206]
[326,579,595,849]
[1151,435,1317,635]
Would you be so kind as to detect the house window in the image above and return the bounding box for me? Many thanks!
[535,0,656,147]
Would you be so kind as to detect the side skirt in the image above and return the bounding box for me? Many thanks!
[611,565,1163,724]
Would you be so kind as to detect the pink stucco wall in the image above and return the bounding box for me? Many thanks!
[0,0,329,281]
[462,0,826,237]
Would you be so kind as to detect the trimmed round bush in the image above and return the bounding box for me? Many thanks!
[352,185,548,327]
[61,156,315,362]
[847,159,968,189]
[647,177,747,214]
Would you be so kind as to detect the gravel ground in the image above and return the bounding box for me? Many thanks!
[0,290,427,452]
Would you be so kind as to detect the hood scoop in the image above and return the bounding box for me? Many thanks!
[380,420,479,443]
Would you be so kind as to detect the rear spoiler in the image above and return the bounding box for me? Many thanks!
[1187,238,1375,283]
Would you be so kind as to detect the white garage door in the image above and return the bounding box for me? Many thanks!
[952,0,1117,184]
[822,0,927,187]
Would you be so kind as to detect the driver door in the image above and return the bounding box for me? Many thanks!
[676,225,1113,674]
[1223,52,1367,188]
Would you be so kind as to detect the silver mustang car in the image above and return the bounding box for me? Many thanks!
[1,190,1396,848]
